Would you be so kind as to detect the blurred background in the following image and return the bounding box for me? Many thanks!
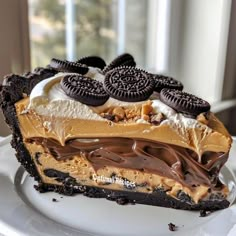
[0,0,236,136]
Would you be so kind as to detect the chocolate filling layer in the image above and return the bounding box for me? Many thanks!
[27,137,228,190]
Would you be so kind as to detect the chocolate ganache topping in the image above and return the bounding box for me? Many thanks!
[28,137,228,190]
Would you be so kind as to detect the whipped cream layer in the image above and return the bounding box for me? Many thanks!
[29,71,210,130]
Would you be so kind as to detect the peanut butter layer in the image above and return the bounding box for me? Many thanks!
[16,98,231,156]
[25,141,228,203]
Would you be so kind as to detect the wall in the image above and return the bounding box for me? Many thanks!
[168,0,232,103]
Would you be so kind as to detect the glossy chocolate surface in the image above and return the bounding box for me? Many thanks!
[28,137,228,189]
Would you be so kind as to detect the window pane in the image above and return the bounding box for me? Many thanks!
[29,0,66,68]
[125,0,148,67]
[28,0,149,68]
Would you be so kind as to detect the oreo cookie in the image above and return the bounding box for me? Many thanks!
[104,66,155,102]
[61,74,109,106]
[160,89,210,116]
[151,74,183,92]
[50,58,89,74]
[77,56,106,70]
[103,53,136,74]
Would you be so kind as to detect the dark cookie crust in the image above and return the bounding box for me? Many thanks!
[34,180,230,211]
[0,70,58,181]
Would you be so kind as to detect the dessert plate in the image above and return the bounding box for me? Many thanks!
[0,136,236,236]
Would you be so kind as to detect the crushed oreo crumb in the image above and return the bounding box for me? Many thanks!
[103,114,115,121]
[150,120,161,126]
[116,197,129,205]
[177,190,194,205]
[136,182,148,187]
[35,152,42,165]
[34,184,47,193]
[52,198,58,202]
[199,210,211,217]
[168,223,177,231]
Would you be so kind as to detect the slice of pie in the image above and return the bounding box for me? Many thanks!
[0,54,232,211]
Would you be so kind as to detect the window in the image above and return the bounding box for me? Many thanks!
[28,0,149,68]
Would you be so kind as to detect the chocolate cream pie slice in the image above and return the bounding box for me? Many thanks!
[0,55,232,211]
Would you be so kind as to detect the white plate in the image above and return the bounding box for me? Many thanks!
[1,136,236,236]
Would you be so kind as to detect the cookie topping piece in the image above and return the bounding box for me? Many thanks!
[50,58,89,74]
[77,56,106,70]
[168,223,177,231]
[61,74,109,106]
[160,89,210,116]
[104,66,155,102]
[103,53,136,74]
[151,74,183,92]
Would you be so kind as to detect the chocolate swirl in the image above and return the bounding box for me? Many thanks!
[28,137,228,189]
